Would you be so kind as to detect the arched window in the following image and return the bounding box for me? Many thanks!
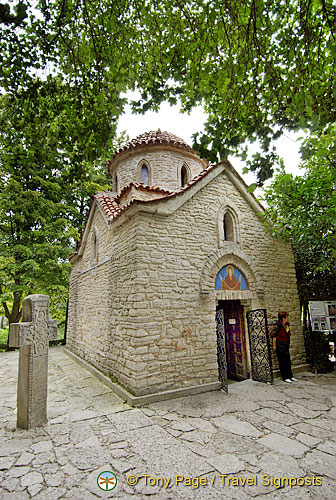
[137,160,151,185]
[91,228,98,263]
[93,233,97,260]
[223,212,234,241]
[181,163,189,187]
[141,164,149,184]
[114,173,119,193]
[217,205,240,247]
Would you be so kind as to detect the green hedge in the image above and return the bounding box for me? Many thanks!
[303,328,334,373]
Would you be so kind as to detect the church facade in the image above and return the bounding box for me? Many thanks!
[67,130,306,397]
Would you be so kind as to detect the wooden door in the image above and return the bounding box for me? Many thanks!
[222,300,248,380]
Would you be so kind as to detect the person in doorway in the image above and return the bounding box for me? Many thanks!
[273,311,298,383]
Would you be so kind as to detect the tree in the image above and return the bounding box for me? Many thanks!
[0,82,128,325]
[1,0,335,323]
[1,1,334,183]
[262,124,336,318]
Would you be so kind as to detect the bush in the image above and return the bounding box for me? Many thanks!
[304,328,334,373]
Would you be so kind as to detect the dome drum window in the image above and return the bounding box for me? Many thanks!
[180,163,190,187]
[137,160,152,185]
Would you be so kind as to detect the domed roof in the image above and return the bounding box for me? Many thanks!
[112,130,197,160]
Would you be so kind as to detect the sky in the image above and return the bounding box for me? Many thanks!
[117,94,305,196]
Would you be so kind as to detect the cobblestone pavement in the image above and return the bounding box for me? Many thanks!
[0,347,335,500]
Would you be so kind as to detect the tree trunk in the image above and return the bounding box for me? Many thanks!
[5,292,22,349]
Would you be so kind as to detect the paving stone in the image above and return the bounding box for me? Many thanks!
[127,425,178,456]
[15,452,34,466]
[64,487,105,500]
[69,421,97,445]
[140,443,213,478]
[256,408,301,425]
[261,420,297,438]
[182,441,217,459]
[32,451,55,465]
[303,418,336,433]
[0,492,30,500]
[0,440,32,457]
[180,429,212,445]
[0,457,15,470]
[292,422,333,439]
[30,440,53,454]
[166,428,182,438]
[27,483,43,496]
[211,415,261,438]
[317,440,336,455]
[21,471,43,487]
[106,409,153,432]
[206,453,245,474]
[38,463,59,474]
[256,452,305,477]
[171,421,195,432]
[1,478,19,493]
[45,471,64,487]
[67,446,111,471]
[186,417,216,433]
[110,459,135,474]
[301,449,336,480]
[208,430,266,456]
[295,432,321,447]
[28,487,67,500]
[4,466,30,479]
[110,448,129,458]
[69,410,97,422]
[285,402,325,419]
[258,433,309,457]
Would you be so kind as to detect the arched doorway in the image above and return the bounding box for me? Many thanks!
[216,299,249,381]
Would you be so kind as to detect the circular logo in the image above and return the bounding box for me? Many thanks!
[97,471,117,491]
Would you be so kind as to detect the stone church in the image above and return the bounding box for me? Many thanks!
[67,130,306,398]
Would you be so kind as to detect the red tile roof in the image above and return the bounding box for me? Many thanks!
[116,182,173,200]
[70,160,264,261]
[112,130,197,160]
[94,193,121,219]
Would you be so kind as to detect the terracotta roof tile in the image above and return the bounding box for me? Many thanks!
[113,130,196,160]
[116,182,173,200]
[94,193,121,219]
[70,160,264,261]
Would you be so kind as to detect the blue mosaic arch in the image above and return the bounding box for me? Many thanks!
[215,265,248,291]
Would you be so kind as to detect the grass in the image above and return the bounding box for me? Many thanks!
[0,328,8,344]
[0,326,65,350]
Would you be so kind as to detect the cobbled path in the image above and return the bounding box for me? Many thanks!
[0,347,335,499]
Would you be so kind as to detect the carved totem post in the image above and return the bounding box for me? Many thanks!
[9,295,58,429]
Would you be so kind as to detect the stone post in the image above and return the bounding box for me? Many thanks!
[9,295,58,429]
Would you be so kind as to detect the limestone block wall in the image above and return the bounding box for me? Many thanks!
[118,169,304,395]
[114,148,204,193]
[67,206,139,380]
[67,166,304,396]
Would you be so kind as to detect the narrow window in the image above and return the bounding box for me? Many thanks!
[181,165,188,187]
[93,233,97,260]
[92,229,98,263]
[114,173,119,193]
[141,164,149,184]
[223,212,234,241]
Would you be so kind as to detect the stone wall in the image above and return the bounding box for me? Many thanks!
[114,147,205,193]
[67,165,304,396]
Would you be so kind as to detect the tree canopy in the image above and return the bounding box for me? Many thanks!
[1,1,335,179]
[0,0,335,324]
[262,124,336,308]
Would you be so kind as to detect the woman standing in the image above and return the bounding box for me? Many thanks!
[273,311,298,383]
